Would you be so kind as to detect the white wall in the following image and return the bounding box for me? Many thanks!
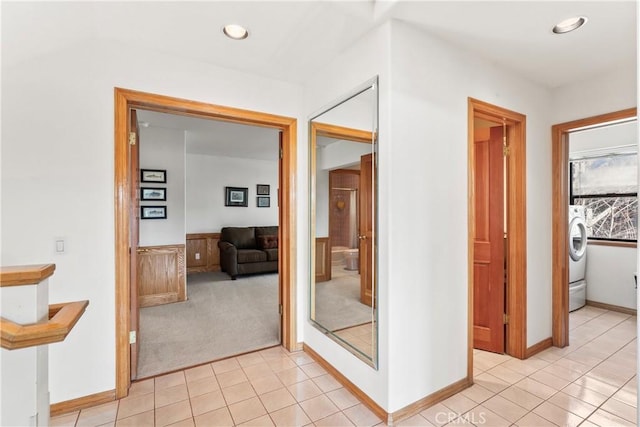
[585,245,638,310]
[186,154,279,232]
[385,20,554,411]
[1,39,302,403]
[139,127,186,247]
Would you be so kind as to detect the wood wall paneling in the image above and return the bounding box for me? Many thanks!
[186,233,221,273]
[315,237,331,282]
[137,244,186,307]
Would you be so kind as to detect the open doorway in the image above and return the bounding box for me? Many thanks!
[467,98,527,379]
[130,109,283,379]
[114,88,297,398]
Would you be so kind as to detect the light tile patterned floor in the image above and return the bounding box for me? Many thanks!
[51,306,636,426]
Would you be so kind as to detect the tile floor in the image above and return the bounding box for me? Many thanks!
[51,306,636,426]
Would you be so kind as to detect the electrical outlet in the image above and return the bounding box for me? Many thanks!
[195,253,200,260]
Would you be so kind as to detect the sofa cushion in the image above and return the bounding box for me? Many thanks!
[237,249,267,263]
[255,226,278,238]
[264,248,279,262]
[257,235,278,249]
[221,227,256,249]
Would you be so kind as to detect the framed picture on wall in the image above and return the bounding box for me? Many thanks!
[141,206,167,219]
[141,169,167,183]
[256,184,270,195]
[141,187,166,201]
[225,187,248,207]
[257,196,270,208]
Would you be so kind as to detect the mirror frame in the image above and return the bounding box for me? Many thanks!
[308,76,379,368]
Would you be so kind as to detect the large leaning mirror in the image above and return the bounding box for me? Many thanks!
[309,77,378,368]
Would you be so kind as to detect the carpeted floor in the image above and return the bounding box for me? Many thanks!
[137,271,280,379]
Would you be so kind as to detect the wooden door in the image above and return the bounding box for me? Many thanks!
[359,153,374,306]
[473,126,505,353]
[137,245,186,307]
[129,109,140,379]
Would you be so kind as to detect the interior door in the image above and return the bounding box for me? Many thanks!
[473,126,505,353]
[129,109,140,379]
[359,153,374,306]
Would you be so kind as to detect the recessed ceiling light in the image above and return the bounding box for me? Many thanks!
[223,24,249,40]
[552,16,588,34]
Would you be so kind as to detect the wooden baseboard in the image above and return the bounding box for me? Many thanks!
[50,389,115,417]
[586,300,637,316]
[525,337,553,358]
[389,377,471,425]
[303,343,472,425]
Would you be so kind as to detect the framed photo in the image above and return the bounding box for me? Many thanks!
[141,206,167,219]
[256,184,270,195]
[141,187,166,201]
[141,169,167,183]
[225,187,248,207]
[257,196,270,208]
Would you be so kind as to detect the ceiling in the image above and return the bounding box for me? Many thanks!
[5,1,634,155]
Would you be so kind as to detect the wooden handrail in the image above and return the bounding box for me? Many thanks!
[0,264,56,287]
[1,300,89,350]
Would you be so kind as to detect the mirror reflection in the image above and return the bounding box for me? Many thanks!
[310,78,378,367]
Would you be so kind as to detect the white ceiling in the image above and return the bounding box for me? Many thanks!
[5,1,635,156]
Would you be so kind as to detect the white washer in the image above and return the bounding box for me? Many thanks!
[568,205,587,311]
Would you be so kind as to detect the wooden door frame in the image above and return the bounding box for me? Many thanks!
[114,88,297,398]
[468,98,527,379]
[551,107,637,347]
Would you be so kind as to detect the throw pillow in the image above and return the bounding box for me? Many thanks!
[258,235,278,250]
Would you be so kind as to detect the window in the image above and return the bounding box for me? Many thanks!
[570,153,638,241]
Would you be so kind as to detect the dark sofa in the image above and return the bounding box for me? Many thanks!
[218,226,278,279]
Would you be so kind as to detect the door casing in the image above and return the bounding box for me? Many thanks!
[468,98,527,379]
[551,107,637,347]
[114,88,297,398]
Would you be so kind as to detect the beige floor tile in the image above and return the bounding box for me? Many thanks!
[166,417,195,427]
[313,373,342,393]
[243,362,273,381]
[587,408,636,427]
[270,403,312,427]
[194,407,234,427]
[190,389,227,416]
[211,357,242,375]
[498,385,543,410]
[76,401,119,427]
[115,410,155,427]
[441,393,477,415]
[299,362,327,378]
[221,381,257,405]
[573,375,620,396]
[259,387,296,413]
[513,411,555,426]
[50,411,80,427]
[129,379,154,396]
[540,363,583,382]
[501,358,548,376]
[486,365,525,384]
[473,373,510,394]
[216,368,249,388]
[532,401,583,427]
[299,394,340,421]
[155,383,189,408]
[326,388,361,410]
[251,373,285,395]
[585,367,631,388]
[561,383,608,407]
[548,392,597,419]
[266,356,298,373]
[578,420,599,427]
[481,395,527,423]
[343,403,383,427]
[290,352,315,366]
[228,396,267,425]
[277,366,309,386]
[529,370,571,390]
[155,400,192,427]
[287,378,324,402]
[612,385,638,408]
[460,383,494,404]
[316,411,357,426]
[237,414,275,426]
[461,405,510,427]
[187,376,220,398]
[116,392,154,419]
[420,403,452,427]
[155,372,186,390]
[236,351,266,368]
[185,364,214,383]
[601,398,637,423]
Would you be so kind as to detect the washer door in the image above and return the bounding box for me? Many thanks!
[569,217,587,261]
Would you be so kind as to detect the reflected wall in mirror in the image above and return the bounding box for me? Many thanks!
[309,77,378,368]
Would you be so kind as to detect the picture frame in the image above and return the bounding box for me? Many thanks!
[141,206,167,219]
[225,186,248,207]
[141,169,167,183]
[257,196,270,208]
[141,187,166,201]
[256,184,270,195]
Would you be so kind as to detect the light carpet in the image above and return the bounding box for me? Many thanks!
[137,271,280,379]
